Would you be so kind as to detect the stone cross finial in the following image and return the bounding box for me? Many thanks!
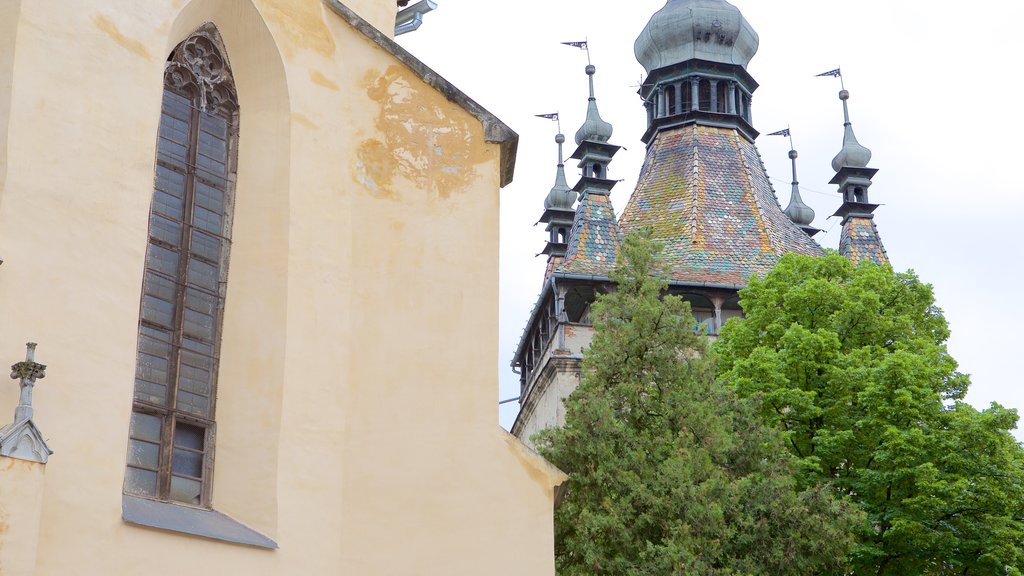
[10,343,46,422]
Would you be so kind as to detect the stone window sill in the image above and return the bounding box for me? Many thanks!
[122,494,277,549]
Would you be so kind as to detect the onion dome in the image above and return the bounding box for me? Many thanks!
[544,134,575,210]
[783,149,815,226]
[574,65,613,145]
[831,89,872,170]
[634,0,759,74]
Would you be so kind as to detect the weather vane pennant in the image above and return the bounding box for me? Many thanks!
[535,112,562,133]
[816,67,845,89]
[767,126,794,148]
[561,40,591,64]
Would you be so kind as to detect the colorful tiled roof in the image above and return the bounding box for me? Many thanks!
[839,216,889,266]
[557,192,621,277]
[618,124,823,286]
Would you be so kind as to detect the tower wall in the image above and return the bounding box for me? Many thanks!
[513,324,594,446]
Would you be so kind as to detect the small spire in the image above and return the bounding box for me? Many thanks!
[831,89,872,171]
[574,65,614,145]
[544,133,575,210]
[1,343,53,463]
[784,148,815,226]
[10,343,46,422]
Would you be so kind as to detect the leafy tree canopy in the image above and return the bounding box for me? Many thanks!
[536,234,862,576]
[715,252,1024,575]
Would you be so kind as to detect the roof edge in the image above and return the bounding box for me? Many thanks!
[511,280,554,367]
[497,427,569,504]
[322,0,518,187]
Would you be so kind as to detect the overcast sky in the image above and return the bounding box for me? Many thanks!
[398,0,1024,436]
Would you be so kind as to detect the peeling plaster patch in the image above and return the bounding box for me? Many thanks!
[292,113,318,130]
[93,15,152,60]
[261,2,336,58]
[355,65,490,201]
[356,139,398,199]
[310,70,339,91]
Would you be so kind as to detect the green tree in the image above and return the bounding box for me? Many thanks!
[715,252,1024,575]
[536,234,861,576]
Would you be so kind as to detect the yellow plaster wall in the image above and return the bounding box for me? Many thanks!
[0,0,21,207]
[0,457,45,576]
[0,0,563,574]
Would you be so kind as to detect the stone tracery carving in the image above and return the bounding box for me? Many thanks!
[163,26,237,115]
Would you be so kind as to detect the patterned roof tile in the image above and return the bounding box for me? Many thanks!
[557,192,621,277]
[619,125,822,286]
[839,216,889,266]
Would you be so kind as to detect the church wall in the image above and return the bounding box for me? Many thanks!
[0,1,562,574]
[0,0,21,209]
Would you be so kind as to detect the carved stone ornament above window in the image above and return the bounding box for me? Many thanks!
[164,26,238,115]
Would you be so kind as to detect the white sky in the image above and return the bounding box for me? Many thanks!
[399,0,1024,436]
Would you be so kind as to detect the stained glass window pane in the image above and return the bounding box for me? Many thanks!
[141,295,175,329]
[178,352,212,396]
[194,181,224,214]
[128,439,161,469]
[150,214,182,247]
[187,258,218,292]
[125,467,158,498]
[192,205,223,236]
[155,165,186,197]
[146,244,179,277]
[130,412,163,443]
[133,380,167,406]
[176,391,210,417]
[182,337,214,357]
[190,229,221,262]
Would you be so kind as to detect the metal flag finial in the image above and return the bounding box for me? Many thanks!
[561,39,591,64]
[767,126,793,149]
[535,112,562,134]
[816,67,844,89]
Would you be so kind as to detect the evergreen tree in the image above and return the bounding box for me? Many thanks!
[536,234,861,576]
[715,252,1024,575]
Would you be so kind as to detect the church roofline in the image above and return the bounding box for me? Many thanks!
[323,0,519,187]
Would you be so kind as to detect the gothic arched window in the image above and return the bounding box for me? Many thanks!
[124,26,238,508]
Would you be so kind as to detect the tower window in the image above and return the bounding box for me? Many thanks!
[699,79,712,112]
[665,85,677,115]
[125,26,238,508]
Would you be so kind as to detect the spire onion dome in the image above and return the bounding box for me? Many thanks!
[783,149,815,226]
[831,89,872,171]
[574,65,614,145]
[544,133,575,209]
[634,0,759,74]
